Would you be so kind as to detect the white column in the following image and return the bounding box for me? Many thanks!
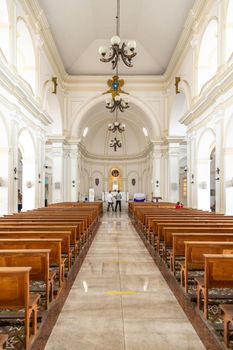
[215,114,224,212]
[0,147,9,215]
[224,148,233,215]
[152,144,162,199]
[70,145,79,202]
[167,142,180,203]
[51,142,65,203]
[197,159,211,211]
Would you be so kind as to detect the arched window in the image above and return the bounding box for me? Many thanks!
[198,20,218,93]
[226,0,233,61]
[0,0,10,60]
[16,18,36,93]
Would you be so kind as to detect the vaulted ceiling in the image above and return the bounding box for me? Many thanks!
[37,0,195,76]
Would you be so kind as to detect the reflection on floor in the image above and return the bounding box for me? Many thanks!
[45,210,205,350]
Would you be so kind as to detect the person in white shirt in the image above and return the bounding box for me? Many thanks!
[106,191,114,211]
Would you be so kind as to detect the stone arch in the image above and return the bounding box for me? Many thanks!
[0,0,10,60]
[91,170,104,200]
[18,128,36,210]
[16,17,36,93]
[197,18,218,93]
[224,113,233,214]
[70,94,161,141]
[127,170,140,198]
[0,112,9,214]
[196,128,216,210]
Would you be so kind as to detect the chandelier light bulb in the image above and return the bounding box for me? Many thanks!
[115,95,121,102]
[111,35,121,46]
[98,45,108,56]
[127,40,136,51]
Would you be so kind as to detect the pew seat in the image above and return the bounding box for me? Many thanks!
[0,267,40,349]
[0,335,8,350]
[219,304,233,347]
[195,254,233,319]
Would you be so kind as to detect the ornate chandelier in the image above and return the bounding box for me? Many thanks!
[108,120,125,133]
[109,137,122,152]
[98,0,137,69]
[106,95,129,113]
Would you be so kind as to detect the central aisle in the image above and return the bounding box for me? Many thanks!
[45,211,205,350]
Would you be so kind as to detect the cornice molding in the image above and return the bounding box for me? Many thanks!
[164,0,207,82]
[180,60,233,127]
[22,0,66,81]
[0,58,52,126]
[78,141,154,162]
[64,75,167,92]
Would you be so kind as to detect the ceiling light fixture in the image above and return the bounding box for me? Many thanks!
[106,95,129,113]
[108,120,125,133]
[98,0,137,69]
[109,137,122,152]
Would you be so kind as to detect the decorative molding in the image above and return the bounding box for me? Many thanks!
[78,141,154,162]
[0,58,52,127]
[180,61,233,127]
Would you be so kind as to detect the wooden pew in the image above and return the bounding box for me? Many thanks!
[195,254,233,319]
[0,249,53,309]
[181,241,233,292]
[219,304,233,347]
[171,233,233,273]
[155,222,233,253]
[162,226,233,261]
[0,267,40,349]
[0,335,8,350]
[0,218,87,245]
[0,229,72,269]
[0,239,64,286]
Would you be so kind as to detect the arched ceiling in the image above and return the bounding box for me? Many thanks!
[74,101,154,157]
[37,0,195,76]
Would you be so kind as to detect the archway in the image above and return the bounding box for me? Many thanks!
[225,0,233,61]
[198,19,218,92]
[16,18,36,92]
[179,157,187,206]
[210,147,216,211]
[18,129,36,210]
[0,0,10,60]
[0,115,9,215]
[197,128,216,210]
[224,115,233,214]
[109,168,122,192]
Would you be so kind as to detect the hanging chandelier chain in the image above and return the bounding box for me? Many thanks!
[116,0,120,37]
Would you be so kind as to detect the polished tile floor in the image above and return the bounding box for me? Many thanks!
[45,210,205,350]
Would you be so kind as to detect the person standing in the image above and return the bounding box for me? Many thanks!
[18,189,22,212]
[106,191,114,211]
[115,190,122,212]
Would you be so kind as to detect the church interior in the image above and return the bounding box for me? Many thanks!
[1,0,233,349]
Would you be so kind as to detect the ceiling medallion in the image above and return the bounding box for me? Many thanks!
[112,169,119,177]
[103,75,128,99]
[98,0,137,69]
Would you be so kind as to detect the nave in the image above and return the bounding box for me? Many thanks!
[45,210,205,350]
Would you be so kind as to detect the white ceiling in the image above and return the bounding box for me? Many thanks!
[37,0,195,76]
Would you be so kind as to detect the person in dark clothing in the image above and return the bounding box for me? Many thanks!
[115,190,122,212]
